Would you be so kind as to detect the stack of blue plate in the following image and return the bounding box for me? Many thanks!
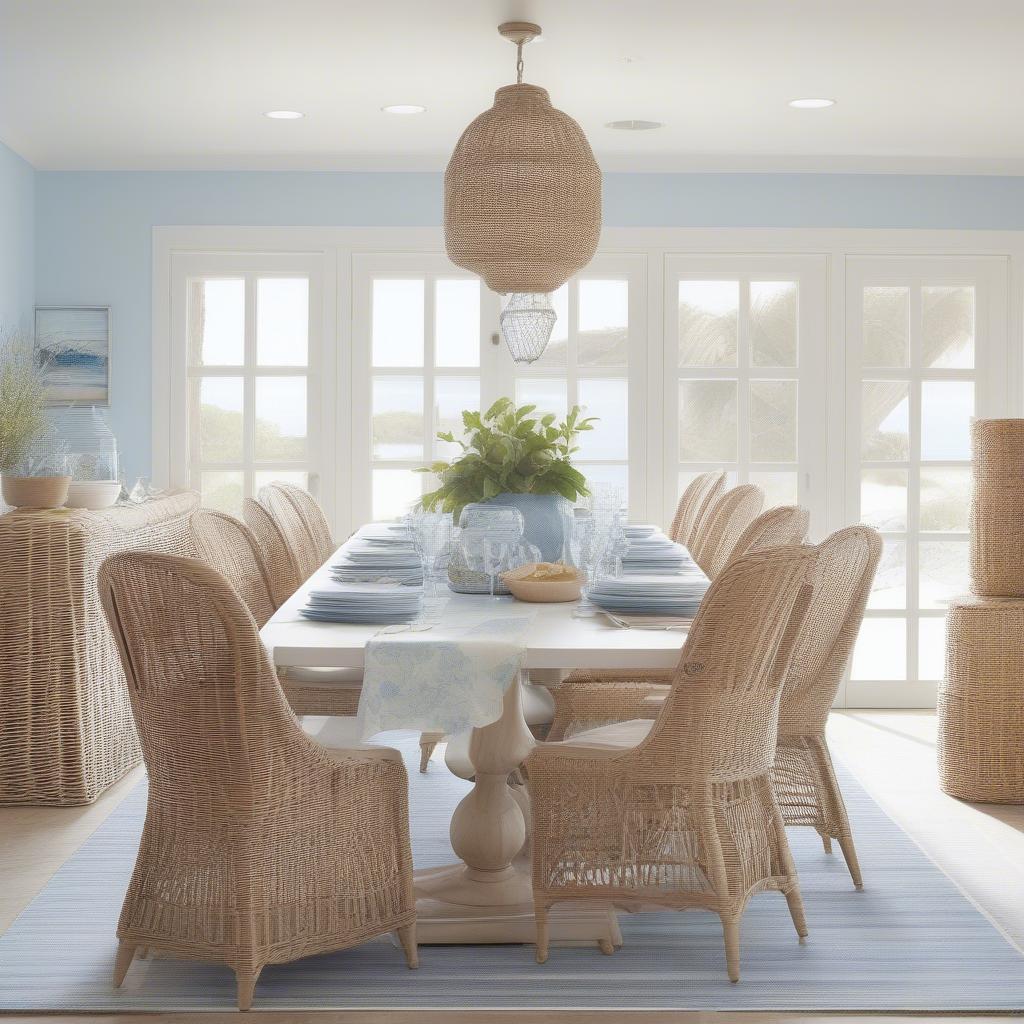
[330,539,423,586]
[587,570,709,618]
[300,580,422,623]
[620,530,694,574]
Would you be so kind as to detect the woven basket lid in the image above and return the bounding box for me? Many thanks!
[444,83,601,294]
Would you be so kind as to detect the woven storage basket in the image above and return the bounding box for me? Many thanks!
[939,596,1024,803]
[970,419,1024,597]
[444,83,601,295]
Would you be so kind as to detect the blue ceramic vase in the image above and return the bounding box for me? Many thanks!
[485,492,570,562]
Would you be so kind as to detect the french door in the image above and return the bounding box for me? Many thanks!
[168,252,329,520]
[844,256,1009,706]
[663,255,828,536]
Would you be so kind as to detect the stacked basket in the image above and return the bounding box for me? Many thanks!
[939,419,1024,803]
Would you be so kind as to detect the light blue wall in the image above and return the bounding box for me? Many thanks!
[33,169,1024,480]
[0,140,35,331]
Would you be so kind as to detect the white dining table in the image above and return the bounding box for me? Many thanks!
[260,559,688,950]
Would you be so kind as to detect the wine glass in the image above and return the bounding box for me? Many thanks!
[481,538,514,599]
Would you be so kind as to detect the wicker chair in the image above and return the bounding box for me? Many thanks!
[690,484,765,579]
[98,551,417,1011]
[724,505,810,571]
[546,503,810,743]
[669,470,726,547]
[772,524,882,890]
[257,482,333,579]
[527,544,817,981]
[193,508,276,628]
[242,497,301,607]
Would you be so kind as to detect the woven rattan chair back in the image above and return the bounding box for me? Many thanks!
[724,505,810,570]
[243,497,301,606]
[690,483,765,580]
[779,525,882,735]
[97,550,417,1008]
[257,482,332,580]
[193,508,277,628]
[670,470,725,547]
[640,543,817,783]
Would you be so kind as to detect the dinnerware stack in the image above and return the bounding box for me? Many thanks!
[299,580,423,623]
[328,523,424,586]
[620,528,694,575]
[586,569,709,618]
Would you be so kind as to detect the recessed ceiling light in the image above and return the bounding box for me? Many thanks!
[788,98,835,109]
[382,104,426,115]
[264,110,304,119]
[605,119,664,131]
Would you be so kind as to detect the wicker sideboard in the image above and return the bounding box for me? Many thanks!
[0,493,198,805]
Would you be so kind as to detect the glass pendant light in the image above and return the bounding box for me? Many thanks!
[500,293,557,365]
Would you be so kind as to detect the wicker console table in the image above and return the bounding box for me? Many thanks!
[0,493,198,805]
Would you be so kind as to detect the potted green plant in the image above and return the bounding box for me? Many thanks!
[0,331,69,509]
[420,397,597,560]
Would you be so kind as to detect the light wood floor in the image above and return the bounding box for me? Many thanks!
[1,710,1022,1023]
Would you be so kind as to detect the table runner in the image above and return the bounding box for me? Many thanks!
[357,611,536,738]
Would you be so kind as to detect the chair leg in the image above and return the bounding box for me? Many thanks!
[235,968,261,1012]
[784,884,809,943]
[419,732,442,773]
[112,940,136,987]
[535,901,550,963]
[397,923,419,968]
[818,830,833,854]
[720,916,740,983]
[838,833,865,891]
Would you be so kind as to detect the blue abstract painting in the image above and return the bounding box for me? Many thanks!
[34,307,110,405]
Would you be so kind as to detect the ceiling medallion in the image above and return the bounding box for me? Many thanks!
[444,22,602,364]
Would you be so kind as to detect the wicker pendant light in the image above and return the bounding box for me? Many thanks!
[444,22,601,364]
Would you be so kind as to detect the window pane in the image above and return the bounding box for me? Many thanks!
[198,376,243,462]
[749,380,797,462]
[254,377,307,461]
[372,279,424,367]
[863,286,909,367]
[851,618,906,680]
[920,467,971,533]
[748,471,798,510]
[580,464,628,504]
[530,285,568,368]
[750,281,797,367]
[435,279,480,367]
[678,280,738,367]
[922,285,974,369]
[373,376,423,460]
[578,279,628,366]
[257,278,308,366]
[192,279,244,366]
[869,539,907,609]
[679,380,738,461]
[254,470,308,493]
[862,381,910,461]
[919,540,969,609]
[201,470,244,517]
[921,381,973,461]
[515,378,567,421]
[578,378,628,459]
[434,377,479,459]
[372,468,421,520]
[860,468,907,531]
[918,617,947,681]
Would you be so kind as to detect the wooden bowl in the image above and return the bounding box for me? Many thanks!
[501,575,582,603]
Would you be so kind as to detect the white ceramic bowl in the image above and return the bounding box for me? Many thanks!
[64,480,122,510]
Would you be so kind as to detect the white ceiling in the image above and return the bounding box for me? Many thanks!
[1,0,1022,173]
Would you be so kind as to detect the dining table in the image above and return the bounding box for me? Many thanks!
[259,552,689,951]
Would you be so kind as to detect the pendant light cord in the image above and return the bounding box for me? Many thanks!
[516,40,524,84]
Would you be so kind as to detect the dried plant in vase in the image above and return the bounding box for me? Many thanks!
[0,330,69,508]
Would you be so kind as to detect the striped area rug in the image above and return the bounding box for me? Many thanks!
[1,731,1022,1011]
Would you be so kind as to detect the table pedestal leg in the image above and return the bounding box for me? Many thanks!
[414,671,620,947]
